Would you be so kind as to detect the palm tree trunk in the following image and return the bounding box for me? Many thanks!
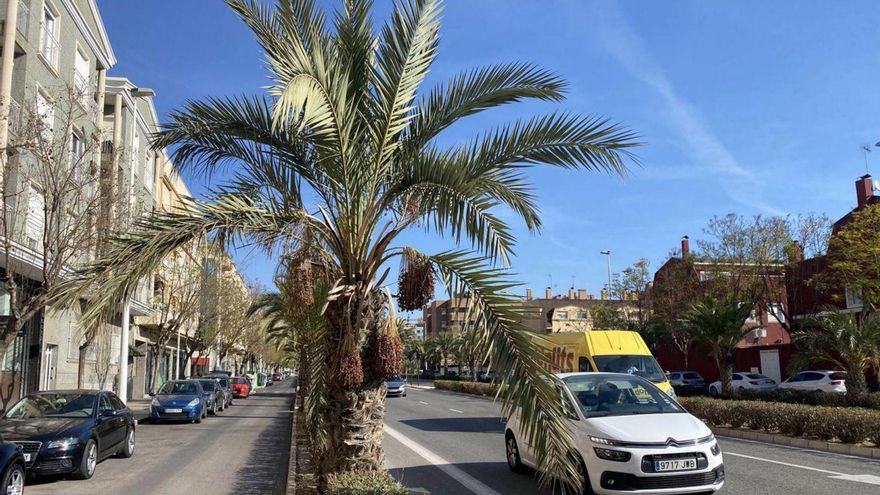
[719,353,735,394]
[845,366,867,395]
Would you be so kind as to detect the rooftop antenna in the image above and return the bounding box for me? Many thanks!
[863,145,872,175]
[570,274,576,288]
[547,274,553,290]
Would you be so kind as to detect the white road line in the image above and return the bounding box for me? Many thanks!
[384,425,503,495]
[726,452,843,475]
[449,408,464,414]
[418,401,430,406]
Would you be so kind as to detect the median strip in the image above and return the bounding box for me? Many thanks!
[384,425,503,495]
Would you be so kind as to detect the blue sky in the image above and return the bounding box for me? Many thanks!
[98,0,880,302]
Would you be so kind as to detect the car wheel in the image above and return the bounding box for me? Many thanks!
[737,386,745,392]
[574,454,596,495]
[118,428,135,458]
[0,462,24,495]
[505,431,527,474]
[73,439,98,480]
[403,392,407,397]
[709,386,719,396]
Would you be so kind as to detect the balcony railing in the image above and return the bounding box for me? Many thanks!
[17,1,30,38]
[39,23,58,68]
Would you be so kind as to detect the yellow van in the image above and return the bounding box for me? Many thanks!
[533,330,675,396]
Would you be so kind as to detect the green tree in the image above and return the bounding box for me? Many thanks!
[57,0,637,482]
[591,302,628,330]
[612,258,651,324]
[684,295,754,394]
[790,311,880,395]
[826,204,880,308]
[429,332,457,376]
[455,326,486,382]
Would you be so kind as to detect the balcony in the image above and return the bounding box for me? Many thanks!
[17,1,29,38]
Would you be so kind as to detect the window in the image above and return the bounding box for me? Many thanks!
[555,311,568,320]
[576,311,588,320]
[98,395,113,414]
[36,90,53,142]
[0,285,9,317]
[144,151,154,192]
[578,357,592,372]
[767,302,785,324]
[745,308,759,324]
[73,48,90,105]
[845,287,862,309]
[26,185,45,251]
[40,4,59,68]
[732,374,743,381]
[70,130,84,173]
[108,394,125,411]
[799,372,824,382]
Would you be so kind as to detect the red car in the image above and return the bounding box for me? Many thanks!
[272,372,283,382]
[231,376,251,398]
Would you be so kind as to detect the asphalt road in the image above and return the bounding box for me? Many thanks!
[25,380,294,495]
[385,386,880,495]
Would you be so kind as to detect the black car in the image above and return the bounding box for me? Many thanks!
[0,435,24,495]
[0,390,135,480]
[205,375,234,408]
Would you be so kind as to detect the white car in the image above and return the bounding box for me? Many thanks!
[505,373,724,494]
[707,372,776,395]
[778,371,847,393]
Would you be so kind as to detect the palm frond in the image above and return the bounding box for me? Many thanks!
[425,249,580,488]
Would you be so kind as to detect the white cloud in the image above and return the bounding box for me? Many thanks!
[586,2,782,215]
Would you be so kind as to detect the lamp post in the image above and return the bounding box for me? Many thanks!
[600,250,612,300]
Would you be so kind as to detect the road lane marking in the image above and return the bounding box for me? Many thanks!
[727,452,880,485]
[384,425,503,495]
[419,401,430,406]
[449,408,464,414]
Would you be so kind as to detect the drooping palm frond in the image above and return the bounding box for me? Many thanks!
[425,249,580,487]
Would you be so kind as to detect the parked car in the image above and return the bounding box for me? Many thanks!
[0,435,24,495]
[778,371,847,393]
[150,380,206,423]
[668,371,706,395]
[708,372,777,395]
[231,376,252,399]
[197,379,225,415]
[385,376,407,397]
[205,375,234,407]
[272,372,283,382]
[477,371,496,383]
[0,390,135,481]
[505,373,724,494]
[265,373,274,387]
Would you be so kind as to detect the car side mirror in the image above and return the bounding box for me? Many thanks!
[148,392,156,397]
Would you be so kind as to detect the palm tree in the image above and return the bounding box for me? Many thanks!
[684,295,754,394]
[429,332,457,377]
[456,326,486,382]
[58,0,637,482]
[791,311,880,395]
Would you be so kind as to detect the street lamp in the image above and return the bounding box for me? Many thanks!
[600,250,612,300]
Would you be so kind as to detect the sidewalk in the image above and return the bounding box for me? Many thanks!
[128,399,152,422]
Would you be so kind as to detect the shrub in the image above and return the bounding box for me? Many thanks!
[716,389,880,410]
[679,397,880,444]
[325,472,409,495]
[434,380,500,397]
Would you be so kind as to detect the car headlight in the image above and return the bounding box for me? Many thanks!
[47,438,79,450]
[711,442,721,456]
[589,436,622,446]
[593,447,631,462]
[188,398,200,407]
[151,398,160,406]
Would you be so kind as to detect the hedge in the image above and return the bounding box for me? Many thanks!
[680,396,880,445]
[325,472,409,495]
[433,380,500,397]
[713,389,880,410]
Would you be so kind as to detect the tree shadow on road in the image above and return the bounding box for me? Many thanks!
[399,417,505,433]
[228,388,295,495]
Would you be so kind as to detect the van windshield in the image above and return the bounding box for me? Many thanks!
[592,355,666,383]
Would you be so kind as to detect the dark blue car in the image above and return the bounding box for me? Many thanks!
[150,380,206,423]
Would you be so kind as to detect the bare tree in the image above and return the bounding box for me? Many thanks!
[145,245,203,393]
[92,329,115,390]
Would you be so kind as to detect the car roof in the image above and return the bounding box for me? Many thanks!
[554,372,642,380]
[32,389,100,396]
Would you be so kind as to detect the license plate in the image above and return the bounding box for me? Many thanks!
[166,408,182,413]
[655,458,697,472]
[23,453,30,462]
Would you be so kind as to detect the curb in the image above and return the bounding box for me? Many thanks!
[712,426,880,460]
[286,390,298,495]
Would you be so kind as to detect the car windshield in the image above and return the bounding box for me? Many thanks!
[4,393,96,419]
[159,382,199,395]
[829,372,847,380]
[684,373,702,379]
[386,376,403,382]
[216,378,228,388]
[199,381,216,391]
[563,375,683,418]
[592,355,666,383]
